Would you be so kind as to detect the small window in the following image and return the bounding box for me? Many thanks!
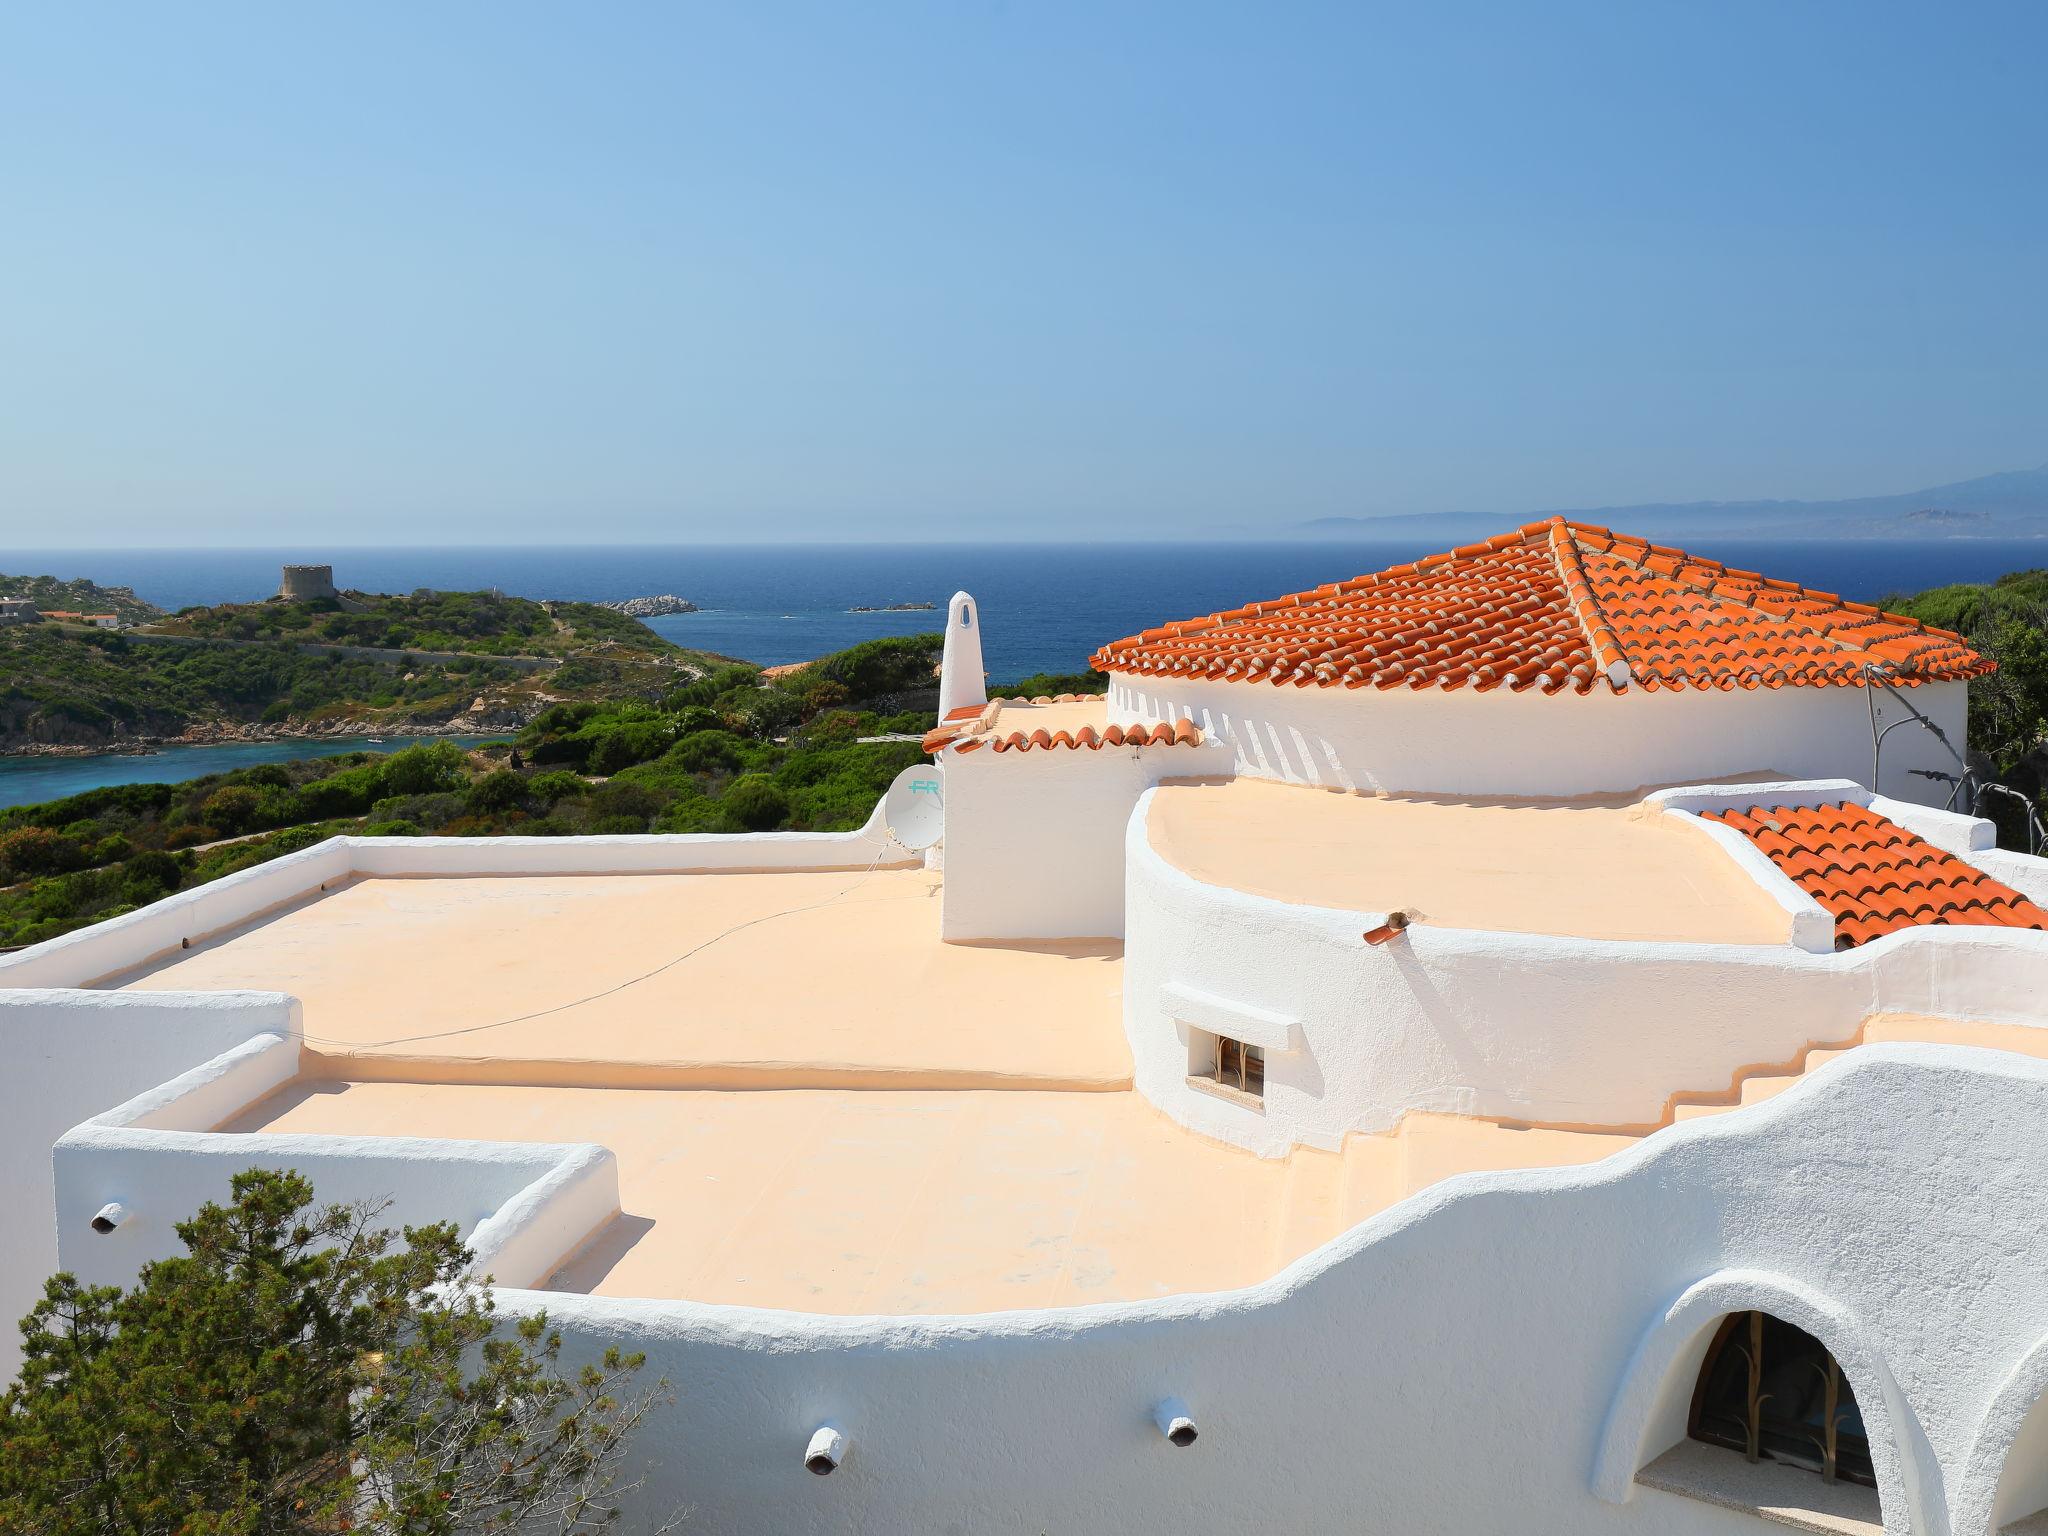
[1690,1311,1874,1488]
[1188,1029,1264,1105]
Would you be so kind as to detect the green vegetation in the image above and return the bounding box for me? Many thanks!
[0,572,162,626]
[1884,572,2048,842]
[149,587,665,660]
[0,588,727,751]
[1002,667,1108,698]
[0,633,949,946]
[0,1168,669,1534]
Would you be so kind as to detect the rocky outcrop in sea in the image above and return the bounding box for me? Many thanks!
[599,595,700,617]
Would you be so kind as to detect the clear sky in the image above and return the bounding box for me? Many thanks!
[2,2,2043,546]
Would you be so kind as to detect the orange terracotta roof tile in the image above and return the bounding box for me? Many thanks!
[1703,801,2048,949]
[926,695,1203,757]
[1089,518,1991,696]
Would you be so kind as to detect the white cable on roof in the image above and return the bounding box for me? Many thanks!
[293,845,905,1052]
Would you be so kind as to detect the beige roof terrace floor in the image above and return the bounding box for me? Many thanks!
[111,871,1129,1090]
[1147,778,1791,944]
[221,1076,1631,1310]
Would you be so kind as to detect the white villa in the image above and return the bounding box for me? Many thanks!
[8,517,2048,1535]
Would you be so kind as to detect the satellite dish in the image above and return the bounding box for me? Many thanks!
[883,763,944,850]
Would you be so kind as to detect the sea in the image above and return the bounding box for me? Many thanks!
[5,537,2044,808]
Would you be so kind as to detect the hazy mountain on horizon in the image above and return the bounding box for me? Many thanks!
[1282,462,2048,543]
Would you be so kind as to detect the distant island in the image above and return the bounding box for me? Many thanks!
[598,594,699,617]
[848,601,936,613]
[1273,461,2048,543]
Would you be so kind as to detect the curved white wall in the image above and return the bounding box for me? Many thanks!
[1109,675,1970,808]
[1123,789,2048,1156]
[460,1046,2048,1535]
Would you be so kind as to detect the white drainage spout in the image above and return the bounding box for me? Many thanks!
[1154,1397,1198,1447]
[90,1201,129,1235]
[804,1423,847,1475]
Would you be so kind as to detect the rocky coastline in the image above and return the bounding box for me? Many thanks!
[0,716,530,760]
[598,594,699,617]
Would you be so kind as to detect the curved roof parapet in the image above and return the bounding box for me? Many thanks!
[1090,517,1991,696]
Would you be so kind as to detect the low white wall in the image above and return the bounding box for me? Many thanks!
[459,1046,2048,1535]
[348,794,915,878]
[0,799,917,992]
[1123,790,2048,1155]
[939,741,1230,940]
[0,988,300,1377]
[1109,675,1970,809]
[0,839,354,988]
[54,1036,619,1296]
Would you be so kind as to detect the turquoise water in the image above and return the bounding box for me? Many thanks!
[0,734,509,810]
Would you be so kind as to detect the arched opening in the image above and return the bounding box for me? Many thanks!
[1690,1310,1875,1489]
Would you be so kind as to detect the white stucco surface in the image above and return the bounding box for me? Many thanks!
[1123,786,2048,1155]
[1109,674,1970,808]
[0,988,301,1377]
[938,738,1230,940]
[439,1046,2048,1535]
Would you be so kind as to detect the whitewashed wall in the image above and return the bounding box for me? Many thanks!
[0,988,301,1377]
[1109,674,1970,808]
[0,801,916,993]
[465,1045,2048,1536]
[938,740,1230,940]
[1123,789,2048,1156]
[53,1031,619,1297]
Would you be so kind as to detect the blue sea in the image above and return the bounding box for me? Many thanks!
[14,539,2048,676]
[4,538,2045,807]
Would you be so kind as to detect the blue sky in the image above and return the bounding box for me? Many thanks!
[2,2,2043,546]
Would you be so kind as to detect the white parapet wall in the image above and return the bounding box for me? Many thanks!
[939,739,1231,941]
[0,807,914,1366]
[447,1045,2048,1536]
[1109,673,1971,809]
[0,800,918,992]
[1123,787,2048,1156]
[0,987,303,1378]
[52,1031,620,1296]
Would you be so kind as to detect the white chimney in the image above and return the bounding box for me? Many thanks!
[937,591,988,720]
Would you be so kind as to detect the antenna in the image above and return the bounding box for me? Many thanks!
[882,763,944,850]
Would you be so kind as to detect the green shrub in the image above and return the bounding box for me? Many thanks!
[379,741,469,796]
[119,850,183,903]
[361,819,423,837]
[721,774,790,831]
[999,668,1108,698]
[525,770,588,806]
[202,785,262,835]
[0,827,89,882]
[464,768,529,816]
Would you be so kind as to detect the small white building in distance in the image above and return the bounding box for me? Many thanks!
[7,517,2048,1535]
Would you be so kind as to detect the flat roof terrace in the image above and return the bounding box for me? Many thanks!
[109,870,1129,1089]
[1147,778,1791,945]
[220,1076,1632,1310]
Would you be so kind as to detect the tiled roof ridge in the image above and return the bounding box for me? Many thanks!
[1549,516,1975,662]
[1088,516,1993,695]
[1543,519,1631,689]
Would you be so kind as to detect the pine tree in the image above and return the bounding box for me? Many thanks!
[0,1168,671,1534]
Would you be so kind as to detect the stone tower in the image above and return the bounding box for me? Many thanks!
[279,564,339,602]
